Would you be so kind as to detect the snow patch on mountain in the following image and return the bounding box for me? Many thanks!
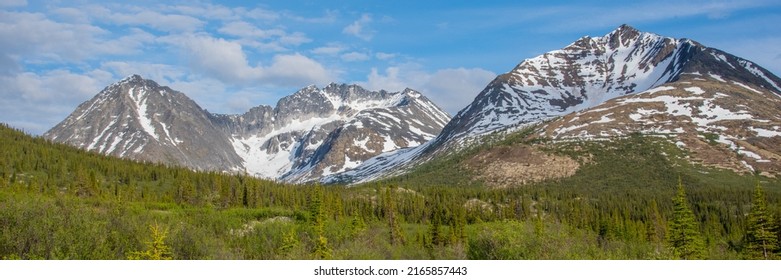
[128,87,158,140]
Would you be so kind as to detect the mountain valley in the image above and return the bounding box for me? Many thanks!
[4,24,781,260]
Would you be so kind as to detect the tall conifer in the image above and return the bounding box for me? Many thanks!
[745,182,778,259]
[668,179,704,259]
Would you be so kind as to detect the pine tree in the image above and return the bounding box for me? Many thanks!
[349,211,366,237]
[534,204,544,238]
[745,182,778,260]
[278,227,300,256]
[646,199,666,244]
[385,187,405,246]
[308,185,331,259]
[667,179,705,259]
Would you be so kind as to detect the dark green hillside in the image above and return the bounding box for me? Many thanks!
[1,123,780,259]
[371,128,781,259]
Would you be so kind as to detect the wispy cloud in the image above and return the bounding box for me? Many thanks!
[0,69,115,134]
[433,0,779,35]
[311,43,346,56]
[375,52,396,60]
[341,51,370,62]
[2,0,780,136]
[358,64,495,114]
[0,10,155,63]
[218,21,285,38]
[343,13,374,41]
[89,6,205,32]
[161,34,333,86]
[0,0,26,7]
[285,9,339,24]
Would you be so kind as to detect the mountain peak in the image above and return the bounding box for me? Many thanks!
[611,24,640,36]
[118,74,144,84]
[616,24,638,32]
[108,74,164,93]
[604,24,643,48]
[401,88,422,98]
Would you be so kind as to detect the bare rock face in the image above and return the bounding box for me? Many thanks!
[465,145,580,188]
[44,75,243,171]
[332,24,781,183]
[45,78,451,182]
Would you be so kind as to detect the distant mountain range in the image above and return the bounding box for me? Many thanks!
[45,25,781,183]
[45,75,450,182]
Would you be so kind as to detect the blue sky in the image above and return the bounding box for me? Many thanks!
[2,0,781,134]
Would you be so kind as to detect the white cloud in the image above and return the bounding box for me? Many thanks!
[343,14,374,41]
[101,61,186,83]
[167,4,240,21]
[217,21,311,52]
[362,67,411,93]
[0,0,26,7]
[341,51,370,62]
[312,43,345,56]
[167,4,280,22]
[0,69,115,134]
[264,53,335,85]
[425,68,497,113]
[0,11,154,63]
[285,9,338,24]
[90,7,205,32]
[166,78,292,115]
[163,35,257,83]
[52,7,90,23]
[164,34,333,86]
[359,65,496,114]
[0,53,19,74]
[375,52,396,60]
[218,21,285,38]
[278,32,311,45]
[242,7,281,21]
[166,78,242,113]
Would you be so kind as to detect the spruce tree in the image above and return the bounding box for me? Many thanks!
[385,187,405,246]
[745,182,778,259]
[667,179,705,259]
[278,227,300,256]
[308,185,331,259]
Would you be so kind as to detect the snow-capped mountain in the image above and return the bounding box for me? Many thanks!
[44,75,243,171]
[434,24,780,147]
[329,24,781,183]
[213,83,450,182]
[45,77,450,182]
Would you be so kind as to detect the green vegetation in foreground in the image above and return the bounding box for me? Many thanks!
[1,124,780,259]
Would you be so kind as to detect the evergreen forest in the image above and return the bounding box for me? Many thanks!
[1,123,780,260]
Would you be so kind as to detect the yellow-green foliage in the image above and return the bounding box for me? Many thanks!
[1,123,780,259]
[128,223,173,260]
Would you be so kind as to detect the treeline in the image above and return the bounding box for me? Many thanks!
[373,132,781,259]
[1,123,780,259]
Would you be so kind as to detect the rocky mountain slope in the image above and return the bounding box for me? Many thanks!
[45,76,450,182]
[537,74,781,176]
[45,75,243,171]
[45,24,781,184]
[329,24,781,183]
